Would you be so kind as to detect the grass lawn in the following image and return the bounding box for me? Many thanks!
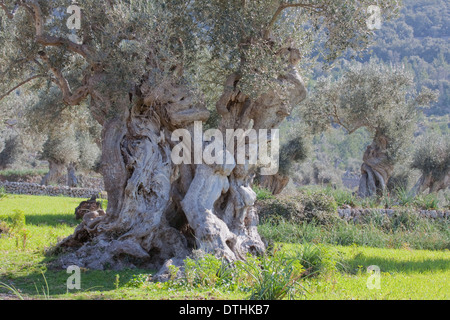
[0,194,449,300]
[286,244,450,300]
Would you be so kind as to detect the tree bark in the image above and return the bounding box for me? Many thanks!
[358,134,394,198]
[40,160,66,186]
[180,47,307,261]
[258,173,290,195]
[410,172,450,196]
[55,47,306,275]
[67,162,78,187]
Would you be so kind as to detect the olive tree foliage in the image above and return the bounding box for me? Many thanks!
[0,88,42,169]
[24,86,101,186]
[301,60,438,198]
[0,134,22,169]
[39,125,101,187]
[257,123,310,194]
[0,0,400,272]
[410,133,450,195]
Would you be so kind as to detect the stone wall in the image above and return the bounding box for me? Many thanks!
[0,181,107,199]
[1,181,448,220]
[337,208,450,221]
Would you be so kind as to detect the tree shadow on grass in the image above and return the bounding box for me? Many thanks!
[24,213,79,227]
[0,263,156,298]
[340,253,450,274]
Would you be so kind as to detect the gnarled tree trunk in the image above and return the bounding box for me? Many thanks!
[358,134,394,198]
[57,81,210,270]
[410,171,450,195]
[41,160,66,186]
[56,47,306,276]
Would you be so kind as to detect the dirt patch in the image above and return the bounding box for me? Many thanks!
[0,293,35,300]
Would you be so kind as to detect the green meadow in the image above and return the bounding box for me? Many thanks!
[0,194,449,300]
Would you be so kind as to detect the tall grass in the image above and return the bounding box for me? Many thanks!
[414,193,440,210]
[0,281,24,300]
[259,213,450,251]
[394,187,415,207]
[238,252,305,300]
[0,186,7,201]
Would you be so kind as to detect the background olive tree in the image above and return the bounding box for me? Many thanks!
[256,124,310,195]
[301,60,438,198]
[0,90,42,171]
[25,87,101,187]
[410,133,450,195]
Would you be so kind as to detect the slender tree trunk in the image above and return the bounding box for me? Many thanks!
[358,134,394,198]
[67,162,78,187]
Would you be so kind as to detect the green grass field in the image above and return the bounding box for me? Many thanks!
[0,194,449,300]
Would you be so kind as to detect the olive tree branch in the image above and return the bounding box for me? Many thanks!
[37,50,89,106]
[23,0,95,63]
[267,2,324,31]
[0,74,46,101]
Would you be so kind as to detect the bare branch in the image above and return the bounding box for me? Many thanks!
[0,2,14,19]
[267,2,324,31]
[0,74,46,101]
[23,0,94,62]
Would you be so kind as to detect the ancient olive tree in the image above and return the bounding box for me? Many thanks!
[301,60,438,198]
[410,133,450,195]
[39,124,100,187]
[0,0,399,272]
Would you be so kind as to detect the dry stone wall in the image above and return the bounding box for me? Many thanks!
[337,208,450,221]
[0,181,107,199]
[1,181,448,220]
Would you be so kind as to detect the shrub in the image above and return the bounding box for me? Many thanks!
[125,274,151,288]
[0,220,10,236]
[354,196,378,208]
[0,186,7,201]
[324,187,356,208]
[301,191,339,224]
[359,209,391,229]
[183,251,234,288]
[411,133,450,181]
[414,193,440,210]
[236,251,305,300]
[256,191,339,224]
[253,185,275,201]
[0,136,23,170]
[10,209,26,231]
[257,190,338,225]
[290,243,325,277]
[387,170,411,193]
[0,209,28,249]
[257,196,304,223]
[278,136,309,176]
[389,209,423,232]
[394,187,415,206]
